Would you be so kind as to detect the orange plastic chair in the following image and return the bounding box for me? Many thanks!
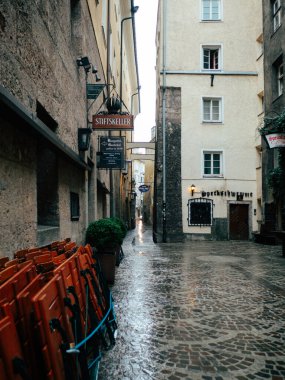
[32,274,77,380]
[33,253,53,265]
[0,265,18,285]
[14,249,28,261]
[0,262,37,333]
[4,259,19,268]
[0,312,30,380]
[0,257,9,269]
[16,275,50,379]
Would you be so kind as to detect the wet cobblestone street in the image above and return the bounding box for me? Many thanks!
[98,222,285,380]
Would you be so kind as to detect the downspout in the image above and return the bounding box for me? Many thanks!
[162,0,167,242]
[107,0,115,217]
[130,0,141,113]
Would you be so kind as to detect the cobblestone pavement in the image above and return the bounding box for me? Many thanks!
[98,221,285,380]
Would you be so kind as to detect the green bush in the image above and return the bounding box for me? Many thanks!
[85,218,124,252]
[110,217,127,238]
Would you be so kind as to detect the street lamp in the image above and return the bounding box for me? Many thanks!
[120,6,139,113]
[131,86,141,114]
[76,56,91,73]
[78,128,92,151]
[190,184,196,196]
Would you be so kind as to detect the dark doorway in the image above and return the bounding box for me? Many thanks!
[229,204,249,240]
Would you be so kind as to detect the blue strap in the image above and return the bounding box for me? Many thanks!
[73,293,116,350]
[88,353,102,370]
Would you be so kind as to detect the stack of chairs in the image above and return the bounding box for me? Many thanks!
[0,240,117,379]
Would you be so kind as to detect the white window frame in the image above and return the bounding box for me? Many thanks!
[201,0,222,21]
[101,0,107,40]
[278,61,284,96]
[273,0,281,32]
[201,44,222,71]
[202,150,224,178]
[202,97,223,123]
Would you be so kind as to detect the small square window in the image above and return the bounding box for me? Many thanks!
[273,0,281,32]
[278,62,284,96]
[188,198,213,226]
[203,47,220,70]
[70,192,80,221]
[273,56,283,98]
[202,0,221,21]
[202,98,222,122]
[203,151,223,177]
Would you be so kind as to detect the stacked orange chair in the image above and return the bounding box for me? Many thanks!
[0,240,117,379]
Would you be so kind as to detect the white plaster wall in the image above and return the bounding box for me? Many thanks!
[158,0,262,237]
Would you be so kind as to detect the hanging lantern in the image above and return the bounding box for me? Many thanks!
[106,95,121,114]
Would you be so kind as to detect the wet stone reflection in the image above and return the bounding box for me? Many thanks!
[98,223,285,380]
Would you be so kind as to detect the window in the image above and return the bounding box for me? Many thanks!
[202,0,221,21]
[203,151,223,177]
[202,97,222,122]
[36,101,58,131]
[273,56,283,98]
[70,0,81,42]
[37,146,59,226]
[278,62,284,96]
[102,0,107,40]
[188,198,213,226]
[36,104,59,227]
[273,0,281,32]
[70,192,80,221]
[202,46,221,70]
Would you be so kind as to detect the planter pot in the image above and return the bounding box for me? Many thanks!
[96,251,116,284]
[115,246,124,267]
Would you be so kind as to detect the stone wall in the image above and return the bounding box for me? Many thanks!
[0,0,105,257]
[154,87,184,243]
[262,0,285,230]
[0,120,37,255]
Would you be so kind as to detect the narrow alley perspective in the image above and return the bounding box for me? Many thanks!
[98,221,285,380]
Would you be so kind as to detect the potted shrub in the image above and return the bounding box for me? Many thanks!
[109,217,127,266]
[85,218,124,284]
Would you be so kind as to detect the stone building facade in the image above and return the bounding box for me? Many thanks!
[262,0,285,233]
[154,0,263,242]
[0,0,140,257]
[153,87,184,242]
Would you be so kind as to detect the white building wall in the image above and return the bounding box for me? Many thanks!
[158,0,263,239]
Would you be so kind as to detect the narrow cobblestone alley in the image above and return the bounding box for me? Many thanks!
[98,221,285,380]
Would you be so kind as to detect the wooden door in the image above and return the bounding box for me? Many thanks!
[229,204,249,240]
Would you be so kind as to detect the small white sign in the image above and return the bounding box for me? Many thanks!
[265,133,285,148]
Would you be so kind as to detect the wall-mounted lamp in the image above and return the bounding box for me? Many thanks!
[131,86,141,114]
[128,191,137,200]
[131,6,139,13]
[76,56,91,73]
[78,128,92,151]
[190,184,196,196]
[91,64,101,82]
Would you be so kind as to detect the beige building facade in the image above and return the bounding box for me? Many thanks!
[0,0,140,257]
[154,0,263,241]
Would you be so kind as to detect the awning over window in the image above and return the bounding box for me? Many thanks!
[0,85,92,171]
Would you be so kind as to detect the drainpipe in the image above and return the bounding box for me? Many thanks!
[107,0,115,217]
[130,0,141,113]
[162,0,167,242]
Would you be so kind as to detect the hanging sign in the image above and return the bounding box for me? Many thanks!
[92,114,134,131]
[138,184,150,193]
[264,133,285,148]
[86,84,105,99]
[97,136,125,169]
